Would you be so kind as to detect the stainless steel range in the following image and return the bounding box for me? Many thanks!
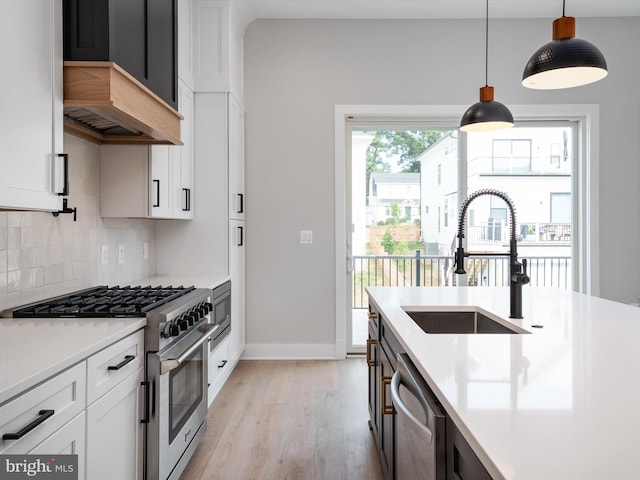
[3,283,228,480]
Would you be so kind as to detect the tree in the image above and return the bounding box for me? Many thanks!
[381,229,396,255]
[369,130,447,173]
[364,130,448,200]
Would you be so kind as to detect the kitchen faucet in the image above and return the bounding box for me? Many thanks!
[454,189,530,319]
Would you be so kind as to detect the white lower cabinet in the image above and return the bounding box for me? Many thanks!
[29,412,86,480]
[86,367,144,480]
[85,330,145,480]
[229,219,246,361]
[208,335,230,406]
[0,329,145,480]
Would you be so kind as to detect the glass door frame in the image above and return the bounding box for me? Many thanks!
[334,104,600,359]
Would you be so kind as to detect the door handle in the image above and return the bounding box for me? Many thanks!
[391,370,433,443]
[160,324,219,375]
[53,153,69,195]
[3,410,55,440]
[381,376,393,415]
[108,354,136,371]
[237,226,244,246]
[366,338,376,366]
[153,180,160,207]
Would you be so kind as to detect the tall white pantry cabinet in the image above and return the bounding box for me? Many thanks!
[157,0,247,399]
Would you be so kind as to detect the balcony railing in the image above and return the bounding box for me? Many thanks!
[352,251,571,309]
[467,222,571,244]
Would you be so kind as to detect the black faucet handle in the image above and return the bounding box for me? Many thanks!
[454,247,467,275]
[514,258,530,285]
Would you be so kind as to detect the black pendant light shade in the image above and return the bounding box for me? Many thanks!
[459,0,514,133]
[522,10,607,89]
[460,86,514,132]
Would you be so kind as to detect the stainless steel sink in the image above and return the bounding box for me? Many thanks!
[402,309,528,334]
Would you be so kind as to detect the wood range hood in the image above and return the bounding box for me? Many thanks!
[63,62,183,145]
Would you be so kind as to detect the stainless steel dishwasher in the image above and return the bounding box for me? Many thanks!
[391,353,447,480]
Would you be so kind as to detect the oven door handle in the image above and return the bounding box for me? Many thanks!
[160,324,220,375]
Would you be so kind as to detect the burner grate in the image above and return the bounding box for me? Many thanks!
[10,285,196,318]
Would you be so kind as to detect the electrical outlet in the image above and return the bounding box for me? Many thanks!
[143,242,149,260]
[118,245,125,264]
[300,230,313,244]
[101,245,108,266]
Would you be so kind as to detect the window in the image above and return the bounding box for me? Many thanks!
[550,192,571,223]
[492,139,532,174]
[444,199,449,227]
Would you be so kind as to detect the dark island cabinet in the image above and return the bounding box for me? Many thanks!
[367,299,494,480]
[367,303,402,480]
[447,420,493,480]
[63,0,177,109]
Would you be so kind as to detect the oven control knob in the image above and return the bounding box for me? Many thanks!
[162,322,172,338]
[171,323,181,336]
[179,318,189,331]
[186,314,196,326]
[205,303,213,314]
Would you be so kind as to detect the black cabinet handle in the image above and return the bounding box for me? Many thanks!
[3,410,55,440]
[218,360,228,368]
[182,188,191,211]
[108,355,136,371]
[55,153,69,196]
[237,226,244,247]
[140,382,149,424]
[237,193,244,214]
[153,180,160,207]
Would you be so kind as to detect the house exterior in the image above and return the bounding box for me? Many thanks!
[419,126,573,286]
[367,172,420,225]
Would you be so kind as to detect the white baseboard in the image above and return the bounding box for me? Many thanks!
[242,343,342,359]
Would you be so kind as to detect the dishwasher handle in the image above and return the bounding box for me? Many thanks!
[391,369,433,444]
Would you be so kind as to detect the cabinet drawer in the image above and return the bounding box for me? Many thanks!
[0,362,86,454]
[87,330,144,405]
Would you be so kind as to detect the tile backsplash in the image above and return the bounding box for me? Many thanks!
[0,134,156,311]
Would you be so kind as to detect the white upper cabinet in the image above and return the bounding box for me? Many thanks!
[170,82,195,219]
[100,81,195,219]
[178,0,194,90]
[0,0,65,212]
[192,0,244,99]
[228,94,245,220]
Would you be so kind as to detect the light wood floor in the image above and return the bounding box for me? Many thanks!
[180,358,384,480]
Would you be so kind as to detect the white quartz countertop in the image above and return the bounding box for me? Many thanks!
[131,274,230,290]
[366,286,640,480]
[0,317,146,405]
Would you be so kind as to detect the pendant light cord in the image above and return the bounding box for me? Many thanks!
[562,0,566,17]
[484,0,488,86]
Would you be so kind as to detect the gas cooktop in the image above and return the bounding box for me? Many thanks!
[5,285,197,318]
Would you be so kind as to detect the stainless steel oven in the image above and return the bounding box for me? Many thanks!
[143,288,217,480]
[145,320,217,480]
[210,280,231,352]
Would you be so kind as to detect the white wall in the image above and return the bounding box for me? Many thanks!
[0,134,156,311]
[244,17,640,351]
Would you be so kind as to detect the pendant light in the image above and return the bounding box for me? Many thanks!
[522,0,607,89]
[460,0,514,133]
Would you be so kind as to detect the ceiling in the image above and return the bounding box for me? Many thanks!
[236,0,640,21]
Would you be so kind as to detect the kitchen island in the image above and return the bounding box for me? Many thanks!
[367,286,640,480]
